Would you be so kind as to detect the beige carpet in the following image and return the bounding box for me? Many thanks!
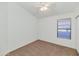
[6,40,78,56]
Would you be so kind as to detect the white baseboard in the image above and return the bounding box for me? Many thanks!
[0,39,37,56]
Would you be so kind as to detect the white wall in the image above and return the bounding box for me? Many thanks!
[76,16,79,53]
[0,3,8,55]
[77,17,79,53]
[73,10,79,53]
[39,13,76,49]
[7,3,37,54]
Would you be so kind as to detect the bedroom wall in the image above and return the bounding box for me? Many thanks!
[7,3,37,54]
[0,2,8,55]
[74,10,79,53]
[39,13,76,49]
[76,16,79,53]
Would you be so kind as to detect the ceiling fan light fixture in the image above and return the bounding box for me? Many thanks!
[40,6,48,11]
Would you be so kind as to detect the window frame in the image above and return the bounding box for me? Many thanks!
[57,18,71,39]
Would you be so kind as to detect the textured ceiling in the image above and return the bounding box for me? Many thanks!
[17,2,79,19]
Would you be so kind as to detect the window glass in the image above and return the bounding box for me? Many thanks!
[57,18,71,39]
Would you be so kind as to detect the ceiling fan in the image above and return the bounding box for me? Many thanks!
[35,2,54,11]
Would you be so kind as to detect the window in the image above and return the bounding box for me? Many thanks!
[57,18,71,39]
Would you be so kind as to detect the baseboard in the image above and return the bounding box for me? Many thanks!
[5,39,79,56]
[4,39,37,56]
[39,39,73,49]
